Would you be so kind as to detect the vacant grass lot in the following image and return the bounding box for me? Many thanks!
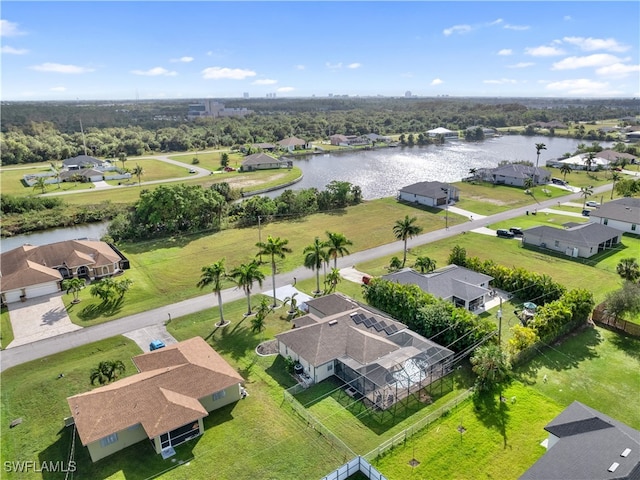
[373,326,640,480]
[167,151,245,171]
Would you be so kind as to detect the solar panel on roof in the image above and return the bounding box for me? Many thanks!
[352,313,366,324]
[384,324,398,335]
[363,317,374,328]
[373,321,386,332]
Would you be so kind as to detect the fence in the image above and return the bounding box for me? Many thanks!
[363,388,474,462]
[592,304,640,337]
[320,456,387,480]
[510,318,587,367]
[283,386,356,461]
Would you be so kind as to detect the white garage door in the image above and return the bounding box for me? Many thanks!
[25,282,60,299]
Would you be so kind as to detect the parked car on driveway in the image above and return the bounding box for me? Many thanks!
[585,201,600,207]
[496,229,515,238]
[509,227,524,236]
[582,209,591,216]
[149,340,166,351]
[189,168,197,174]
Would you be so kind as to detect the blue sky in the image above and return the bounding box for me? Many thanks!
[1,1,639,100]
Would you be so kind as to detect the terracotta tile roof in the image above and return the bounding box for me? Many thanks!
[277,136,306,147]
[67,337,243,445]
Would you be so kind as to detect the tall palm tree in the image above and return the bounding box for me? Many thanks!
[118,152,127,170]
[229,261,265,316]
[580,186,594,208]
[325,231,353,269]
[560,163,572,181]
[584,152,596,172]
[90,360,126,385]
[132,164,144,186]
[616,258,640,283]
[414,256,436,273]
[535,143,547,168]
[393,215,423,267]
[197,260,228,327]
[50,162,61,189]
[610,172,621,199]
[256,236,292,307]
[62,277,85,303]
[304,237,328,294]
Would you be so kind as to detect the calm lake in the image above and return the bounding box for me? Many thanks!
[2,135,599,249]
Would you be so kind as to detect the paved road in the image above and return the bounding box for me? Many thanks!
[0,183,612,372]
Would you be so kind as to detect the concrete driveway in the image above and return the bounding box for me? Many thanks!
[123,325,178,353]
[7,294,81,348]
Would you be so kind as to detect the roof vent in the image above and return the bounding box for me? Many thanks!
[328,320,338,326]
[621,448,631,457]
[608,462,620,473]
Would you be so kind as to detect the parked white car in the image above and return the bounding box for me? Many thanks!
[585,201,600,207]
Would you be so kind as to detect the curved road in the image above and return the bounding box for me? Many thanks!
[0,184,613,371]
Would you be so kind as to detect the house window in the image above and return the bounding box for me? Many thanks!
[554,240,560,247]
[100,433,118,447]
[632,224,637,231]
[327,363,333,371]
[603,219,608,225]
[212,390,226,401]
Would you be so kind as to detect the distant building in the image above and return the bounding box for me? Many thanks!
[405,91,412,98]
[426,127,458,140]
[187,100,252,120]
[243,92,249,99]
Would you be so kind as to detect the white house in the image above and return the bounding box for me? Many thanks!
[588,197,640,234]
[398,181,458,207]
[426,127,458,139]
[522,223,622,258]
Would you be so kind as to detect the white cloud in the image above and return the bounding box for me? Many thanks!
[504,24,530,31]
[50,86,66,92]
[525,45,565,57]
[131,67,177,76]
[546,78,613,95]
[563,15,572,21]
[253,78,277,85]
[483,78,517,85]
[498,49,512,56]
[277,86,294,93]
[326,62,343,69]
[201,67,256,80]
[295,64,305,70]
[30,63,95,74]
[488,19,503,26]
[1,45,28,55]
[443,24,471,36]
[508,62,535,69]
[347,63,362,69]
[0,19,26,37]
[596,63,640,78]
[562,36,629,53]
[552,54,624,70]
[170,56,194,63]
[430,78,443,86]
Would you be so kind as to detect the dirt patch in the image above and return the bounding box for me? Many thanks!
[256,339,279,356]
[466,195,509,205]
[203,172,290,189]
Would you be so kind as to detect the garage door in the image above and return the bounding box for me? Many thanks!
[25,282,60,299]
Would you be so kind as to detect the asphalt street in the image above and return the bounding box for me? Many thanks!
[0,184,612,372]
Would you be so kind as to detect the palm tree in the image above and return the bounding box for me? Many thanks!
[468,168,478,180]
[560,163,572,181]
[325,267,342,293]
[118,152,127,170]
[584,152,596,172]
[535,143,547,168]
[304,237,328,294]
[580,186,594,208]
[256,236,292,307]
[616,258,640,283]
[90,360,126,385]
[229,261,265,316]
[114,278,133,299]
[132,163,144,186]
[393,215,423,267]
[251,297,272,334]
[32,177,48,194]
[62,277,85,304]
[283,292,299,315]
[523,176,534,192]
[325,231,353,269]
[414,256,436,273]
[50,162,61,189]
[611,172,621,199]
[197,260,228,327]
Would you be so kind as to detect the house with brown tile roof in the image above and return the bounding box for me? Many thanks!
[277,294,453,410]
[1,240,127,304]
[67,337,244,462]
[277,136,310,152]
[239,153,288,172]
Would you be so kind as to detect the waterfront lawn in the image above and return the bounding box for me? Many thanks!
[0,166,94,196]
[167,151,245,171]
[454,182,568,215]
[0,306,14,349]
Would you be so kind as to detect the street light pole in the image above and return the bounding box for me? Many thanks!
[442,187,449,229]
[257,215,263,263]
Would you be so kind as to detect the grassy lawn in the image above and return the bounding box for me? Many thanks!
[373,326,640,479]
[0,306,14,349]
[0,166,95,196]
[489,212,588,231]
[167,151,245,171]
[64,198,465,326]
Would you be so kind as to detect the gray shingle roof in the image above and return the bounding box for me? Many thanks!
[399,181,455,199]
[492,164,550,179]
[241,153,285,166]
[520,401,640,480]
[590,197,640,224]
[523,223,622,248]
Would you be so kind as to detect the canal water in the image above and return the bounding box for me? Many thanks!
[2,135,598,249]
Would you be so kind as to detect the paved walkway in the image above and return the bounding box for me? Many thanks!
[0,183,614,372]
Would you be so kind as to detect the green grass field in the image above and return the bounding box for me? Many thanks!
[0,306,14,349]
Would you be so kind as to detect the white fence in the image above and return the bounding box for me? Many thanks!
[320,456,387,480]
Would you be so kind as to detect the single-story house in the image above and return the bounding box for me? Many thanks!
[383,265,494,312]
[625,131,640,143]
[250,143,276,152]
[62,155,107,170]
[426,127,458,139]
[364,133,391,143]
[549,153,611,171]
[59,167,105,183]
[522,223,622,258]
[329,134,371,147]
[594,149,637,165]
[520,401,640,480]
[488,164,551,186]
[1,240,127,304]
[277,136,309,152]
[588,197,640,234]
[276,293,454,410]
[67,337,244,462]
[398,181,459,207]
[240,153,288,172]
